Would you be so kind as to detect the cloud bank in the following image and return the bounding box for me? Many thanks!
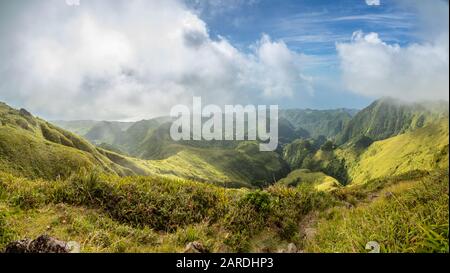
[337,0,449,102]
[0,0,309,120]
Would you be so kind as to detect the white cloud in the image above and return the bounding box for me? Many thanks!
[337,0,449,102]
[337,31,449,102]
[245,34,313,98]
[0,0,309,120]
[365,0,380,6]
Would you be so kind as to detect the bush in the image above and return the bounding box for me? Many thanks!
[53,170,230,232]
[0,211,15,248]
[320,141,335,152]
[223,185,335,251]
[240,191,271,214]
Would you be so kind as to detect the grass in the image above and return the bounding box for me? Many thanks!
[305,170,449,253]
[0,101,448,253]
[0,169,336,252]
[2,103,288,188]
[339,118,449,185]
[277,169,341,191]
[2,167,439,253]
[0,104,138,179]
[137,142,289,188]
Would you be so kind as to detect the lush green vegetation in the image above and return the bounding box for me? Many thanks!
[1,99,449,253]
[0,103,136,179]
[336,98,449,145]
[277,169,341,191]
[1,168,446,253]
[337,118,449,185]
[305,170,449,253]
[0,170,335,252]
[280,108,357,139]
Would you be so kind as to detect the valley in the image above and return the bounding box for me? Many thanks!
[0,98,448,253]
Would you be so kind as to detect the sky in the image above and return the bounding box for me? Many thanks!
[0,0,448,121]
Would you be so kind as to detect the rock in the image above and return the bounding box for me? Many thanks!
[4,235,80,253]
[4,239,32,253]
[277,243,300,253]
[19,108,32,117]
[304,228,316,240]
[66,241,81,253]
[184,241,207,253]
[29,235,69,253]
[286,243,298,253]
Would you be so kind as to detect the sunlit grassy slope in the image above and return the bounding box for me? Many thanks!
[1,102,287,187]
[0,169,334,253]
[1,168,446,253]
[96,140,289,188]
[277,169,341,191]
[136,141,289,188]
[280,108,356,139]
[305,170,449,253]
[338,118,449,185]
[0,103,137,179]
[336,98,448,144]
[1,100,448,253]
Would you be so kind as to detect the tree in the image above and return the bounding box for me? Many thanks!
[321,140,335,152]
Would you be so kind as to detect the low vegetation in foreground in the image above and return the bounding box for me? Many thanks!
[0,169,447,253]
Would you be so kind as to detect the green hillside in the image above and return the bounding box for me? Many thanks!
[277,169,341,191]
[1,162,446,253]
[135,141,289,188]
[0,103,137,179]
[0,99,448,253]
[337,118,449,185]
[305,170,448,253]
[2,103,288,188]
[336,98,449,145]
[280,108,357,139]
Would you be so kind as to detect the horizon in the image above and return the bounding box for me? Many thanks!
[3,95,450,123]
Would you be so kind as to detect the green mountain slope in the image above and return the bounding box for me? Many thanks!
[2,103,288,187]
[336,98,449,145]
[280,108,357,139]
[277,169,341,191]
[0,103,138,179]
[0,99,448,253]
[305,170,448,253]
[132,141,289,188]
[337,118,449,185]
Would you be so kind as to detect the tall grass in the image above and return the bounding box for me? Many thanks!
[305,170,449,253]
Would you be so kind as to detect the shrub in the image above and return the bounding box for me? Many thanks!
[0,211,15,248]
[240,191,272,214]
[52,170,230,232]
